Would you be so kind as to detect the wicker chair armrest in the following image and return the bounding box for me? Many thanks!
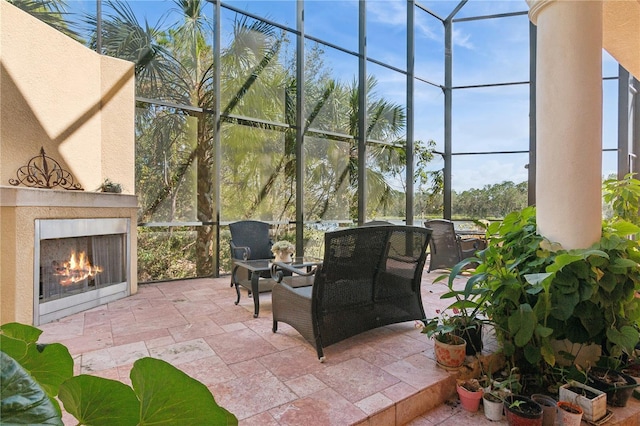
[457,237,484,250]
[230,241,251,260]
[270,262,318,283]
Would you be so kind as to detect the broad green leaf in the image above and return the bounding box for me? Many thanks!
[1,323,43,344]
[535,324,553,338]
[552,292,579,321]
[0,334,28,361]
[533,293,551,322]
[547,253,583,273]
[525,285,544,295]
[610,220,640,236]
[19,343,73,398]
[508,304,536,347]
[445,300,477,311]
[578,279,595,302]
[597,273,617,292]
[523,344,541,365]
[1,330,73,399]
[131,357,238,425]
[540,341,556,366]
[0,352,62,425]
[606,326,639,353]
[524,273,552,287]
[613,257,639,269]
[564,317,591,343]
[59,375,139,426]
[575,303,605,339]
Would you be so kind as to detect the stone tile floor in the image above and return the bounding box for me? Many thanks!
[37,269,640,425]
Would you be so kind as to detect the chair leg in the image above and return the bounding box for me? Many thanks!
[316,346,324,362]
[272,320,278,333]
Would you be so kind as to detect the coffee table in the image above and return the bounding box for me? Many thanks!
[232,257,322,317]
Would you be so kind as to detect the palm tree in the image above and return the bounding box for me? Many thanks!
[96,0,284,276]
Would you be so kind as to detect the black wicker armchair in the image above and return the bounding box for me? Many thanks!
[229,220,273,286]
[423,219,485,272]
[271,225,431,361]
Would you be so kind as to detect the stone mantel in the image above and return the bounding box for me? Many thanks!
[0,186,138,209]
[0,186,139,325]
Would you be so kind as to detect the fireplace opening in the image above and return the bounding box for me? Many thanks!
[34,218,131,325]
[40,234,125,302]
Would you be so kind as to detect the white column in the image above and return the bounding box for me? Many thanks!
[528,0,603,249]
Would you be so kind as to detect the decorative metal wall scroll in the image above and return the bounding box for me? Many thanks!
[9,147,84,190]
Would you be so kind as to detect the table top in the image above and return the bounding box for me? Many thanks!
[233,257,323,272]
[455,229,486,236]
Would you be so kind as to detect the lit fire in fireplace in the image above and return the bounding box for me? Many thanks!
[52,251,103,286]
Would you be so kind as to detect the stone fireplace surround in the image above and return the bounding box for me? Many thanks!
[0,186,138,325]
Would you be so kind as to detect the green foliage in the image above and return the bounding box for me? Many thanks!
[452,181,528,220]
[1,352,62,425]
[421,258,491,343]
[451,196,640,381]
[603,173,640,226]
[137,227,197,282]
[1,323,238,426]
[419,313,458,343]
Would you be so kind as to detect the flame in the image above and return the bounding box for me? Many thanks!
[53,250,103,286]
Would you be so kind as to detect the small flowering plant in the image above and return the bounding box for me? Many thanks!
[271,240,295,256]
[417,308,465,344]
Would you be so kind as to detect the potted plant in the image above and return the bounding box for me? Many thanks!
[503,394,543,426]
[530,394,557,426]
[587,366,639,407]
[98,178,122,193]
[556,401,583,426]
[456,190,640,393]
[435,261,492,355]
[271,240,295,262]
[418,311,467,370]
[456,378,483,412]
[558,380,607,423]
[483,391,505,421]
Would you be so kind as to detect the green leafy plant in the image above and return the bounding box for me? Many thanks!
[418,310,464,344]
[1,322,237,425]
[98,178,122,193]
[603,173,640,227]
[453,190,640,386]
[433,259,493,331]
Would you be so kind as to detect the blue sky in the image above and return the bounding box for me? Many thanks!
[66,0,622,191]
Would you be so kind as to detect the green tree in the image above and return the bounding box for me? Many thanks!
[453,180,527,219]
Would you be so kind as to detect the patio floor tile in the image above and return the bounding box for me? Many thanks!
[35,270,640,425]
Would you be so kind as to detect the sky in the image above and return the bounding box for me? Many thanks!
[65,0,623,192]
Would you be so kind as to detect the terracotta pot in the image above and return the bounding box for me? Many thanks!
[504,395,543,426]
[587,366,639,407]
[559,380,607,423]
[557,401,583,426]
[433,334,466,370]
[457,383,483,412]
[531,394,557,426]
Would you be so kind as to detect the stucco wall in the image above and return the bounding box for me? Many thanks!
[0,0,135,192]
[0,2,138,325]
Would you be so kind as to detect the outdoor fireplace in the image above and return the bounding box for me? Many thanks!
[35,218,131,325]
